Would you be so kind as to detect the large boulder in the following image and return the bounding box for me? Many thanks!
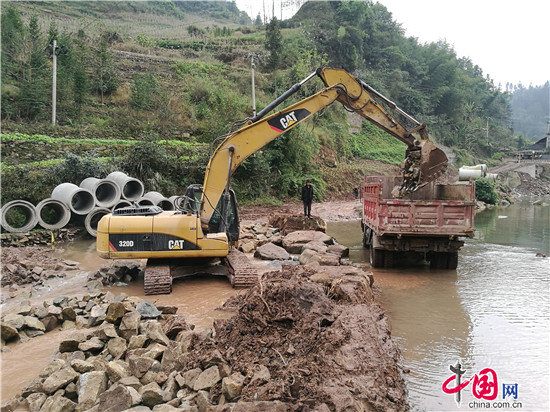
[77,371,108,410]
[136,300,162,319]
[254,243,290,261]
[269,214,327,235]
[98,384,133,412]
[42,367,79,394]
[193,365,221,391]
[282,231,332,254]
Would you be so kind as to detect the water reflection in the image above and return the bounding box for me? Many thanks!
[327,206,550,411]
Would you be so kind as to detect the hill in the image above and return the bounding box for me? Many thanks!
[1,0,520,206]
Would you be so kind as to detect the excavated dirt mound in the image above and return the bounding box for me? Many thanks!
[189,266,409,411]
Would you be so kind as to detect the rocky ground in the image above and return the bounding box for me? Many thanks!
[0,206,410,412]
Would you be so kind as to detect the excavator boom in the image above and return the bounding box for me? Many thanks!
[199,67,448,227]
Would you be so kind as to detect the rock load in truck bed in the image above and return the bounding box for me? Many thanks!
[188,265,409,411]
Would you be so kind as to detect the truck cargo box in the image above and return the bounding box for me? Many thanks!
[361,176,475,269]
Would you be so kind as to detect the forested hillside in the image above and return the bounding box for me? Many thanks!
[1,0,524,205]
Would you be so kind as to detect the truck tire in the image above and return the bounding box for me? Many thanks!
[447,252,459,269]
[362,227,372,248]
[429,252,448,269]
[383,250,395,268]
[370,246,385,268]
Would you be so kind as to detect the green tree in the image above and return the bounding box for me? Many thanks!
[19,15,49,120]
[265,17,283,70]
[130,71,158,110]
[92,37,118,103]
[475,178,498,204]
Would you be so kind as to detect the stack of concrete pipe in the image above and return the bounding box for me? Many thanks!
[0,172,179,237]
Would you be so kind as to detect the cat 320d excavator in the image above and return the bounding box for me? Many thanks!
[97,67,448,294]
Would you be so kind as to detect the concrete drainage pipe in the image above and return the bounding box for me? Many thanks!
[137,197,155,206]
[142,191,174,210]
[0,200,38,233]
[51,183,95,215]
[85,207,111,237]
[80,178,121,208]
[106,172,144,201]
[112,199,133,212]
[36,198,71,230]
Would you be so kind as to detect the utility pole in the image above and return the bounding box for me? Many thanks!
[249,53,257,117]
[51,39,57,125]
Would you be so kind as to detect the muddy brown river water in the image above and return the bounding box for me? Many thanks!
[327,200,550,411]
[1,201,548,411]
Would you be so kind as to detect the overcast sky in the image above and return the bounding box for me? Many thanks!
[234,0,549,88]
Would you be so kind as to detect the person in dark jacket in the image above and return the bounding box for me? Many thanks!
[301,179,314,218]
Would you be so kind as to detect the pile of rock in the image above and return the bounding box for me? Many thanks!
[3,265,407,412]
[238,223,282,254]
[253,230,349,267]
[0,228,78,247]
[1,245,80,289]
[87,260,143,289]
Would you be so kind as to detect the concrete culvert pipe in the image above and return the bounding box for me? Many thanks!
[106,172,144,201]
[80,177,121,208]
[142,191,174,210]
[0,200,38,233]
[51,183,95,215]
[112,199,133,212]
[85,208,111,237]
[36,198,71,230]
[137,197,155,206]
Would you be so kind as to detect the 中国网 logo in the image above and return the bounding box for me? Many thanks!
[441,360,521,409]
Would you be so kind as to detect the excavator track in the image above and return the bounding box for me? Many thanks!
[225,249,258,288]
[144,261,172,295]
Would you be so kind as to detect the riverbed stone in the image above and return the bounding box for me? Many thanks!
[143,321,170,345]
[39,359,67,378]
[282,230,332,254]
[141,382,167,408]
[70,359,95,373]
[118,376,142,392]
[301,240,328,254]
[61,307,76,321]
[128,334,148,350]
[107,337,127,359]
[59,338,82,353]
[26,392,47,412]
[77,371,108,410]
[129,355,155,378]
[136,300,162,319]
[106,360,131,382]
[163,316,191,339]
[0,323,19,340]
[182,368,202,389]
[79,336,105,352]
[98,383,133,412]
[221,373,246,401]
[119,311,141,340]
[47,305,62,317]
[106,302,127,323]
[327,244,349,258]
[41,315,59,332]
[39,390,76,412]
[42,367,79,394]
[193,365,221,391]
[23,316,45,331]
[254,243,290,261]
[2,313,25,329]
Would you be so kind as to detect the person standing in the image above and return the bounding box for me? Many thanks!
[301,179,314,218]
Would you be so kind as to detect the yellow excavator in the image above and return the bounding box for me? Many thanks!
[97,67,448,294]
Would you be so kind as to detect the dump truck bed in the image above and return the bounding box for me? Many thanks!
[363,176,475,238]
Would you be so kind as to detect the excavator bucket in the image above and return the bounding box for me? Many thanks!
[401,140,448,193]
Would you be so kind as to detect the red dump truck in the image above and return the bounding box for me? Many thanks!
[361,176,475,269]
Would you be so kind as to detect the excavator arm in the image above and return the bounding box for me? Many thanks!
[199,67,447,229]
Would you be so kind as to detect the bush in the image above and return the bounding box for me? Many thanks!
[475,178,498,204]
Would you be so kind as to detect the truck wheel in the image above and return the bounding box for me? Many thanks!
[370,246,385,268]
[362,227,372,248]
[383,250,394,268]
[430,252,448,269]
[447,252,459,269]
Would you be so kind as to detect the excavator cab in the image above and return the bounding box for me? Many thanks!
[181,184,240,246]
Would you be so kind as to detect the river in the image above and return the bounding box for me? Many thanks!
[327,201,550,411]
